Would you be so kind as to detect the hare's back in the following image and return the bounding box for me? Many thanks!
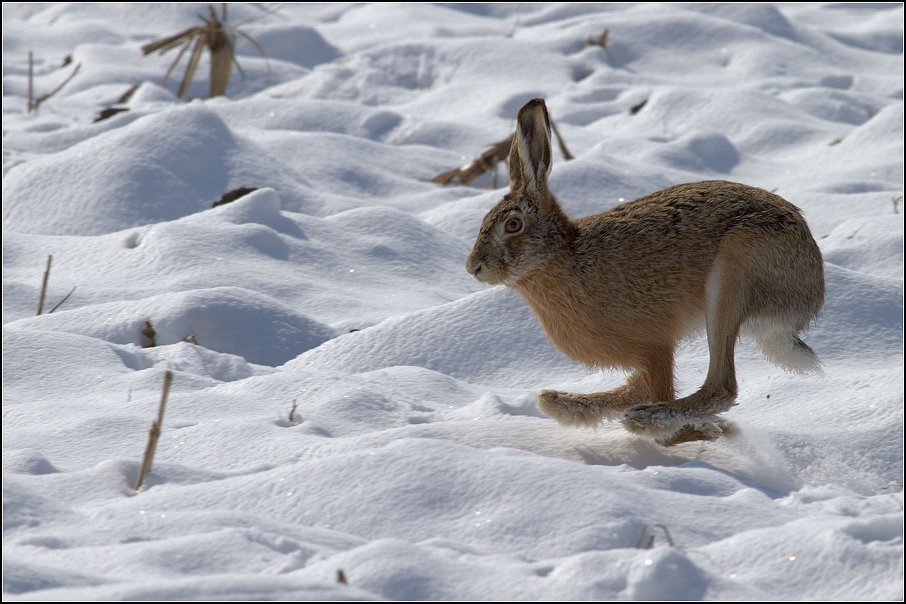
[578,181,811,254]
[570,180,819,307]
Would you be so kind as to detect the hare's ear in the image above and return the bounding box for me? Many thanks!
[509,98,553,193]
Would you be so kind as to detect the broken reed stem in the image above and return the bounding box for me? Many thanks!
[134,370,173,491]
[36,255,52,315]
[47,285,77,314]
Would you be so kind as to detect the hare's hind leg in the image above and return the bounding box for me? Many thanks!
[658,417,740,447]
[622,253,744,440]
[538,350,675,427]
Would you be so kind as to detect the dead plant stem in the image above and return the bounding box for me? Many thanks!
[134,370,173,491]
[36,255,52,315]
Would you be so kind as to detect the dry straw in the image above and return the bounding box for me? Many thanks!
[134,370,173,491]
[432,117,573,187]
[141,4,274,99]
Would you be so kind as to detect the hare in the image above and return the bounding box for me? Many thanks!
[466,98,825,446]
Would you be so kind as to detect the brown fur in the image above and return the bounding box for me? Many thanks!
[466,98,825,445]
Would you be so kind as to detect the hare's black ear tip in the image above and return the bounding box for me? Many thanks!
[523,98,547,112]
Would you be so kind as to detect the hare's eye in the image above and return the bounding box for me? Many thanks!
[504,217,523,234]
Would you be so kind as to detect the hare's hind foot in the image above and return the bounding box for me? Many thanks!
[656,417,739,447]
[621,389,737,439]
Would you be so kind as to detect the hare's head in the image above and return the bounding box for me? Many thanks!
[466,98,574,285]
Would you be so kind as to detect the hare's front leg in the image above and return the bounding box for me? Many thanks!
[538,371,654,427]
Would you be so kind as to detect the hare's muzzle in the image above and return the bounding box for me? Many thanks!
[465,254,483,279]
[466,249,491,282]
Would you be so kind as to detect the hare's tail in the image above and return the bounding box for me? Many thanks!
[745,319,822,375]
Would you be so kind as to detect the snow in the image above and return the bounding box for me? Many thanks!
[2,3,903,600]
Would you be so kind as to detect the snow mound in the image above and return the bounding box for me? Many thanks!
[288,287,576,386]
[6,286,336,367]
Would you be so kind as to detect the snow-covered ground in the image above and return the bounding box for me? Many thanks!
[2,3,903,600]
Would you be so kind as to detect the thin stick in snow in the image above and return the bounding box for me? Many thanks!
[134,370,173,491]
[48,285,77,314]
[36,255,52,315]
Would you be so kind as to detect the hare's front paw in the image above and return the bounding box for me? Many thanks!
[537,390,601,428]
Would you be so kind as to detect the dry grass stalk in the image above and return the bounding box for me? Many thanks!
[134,370,173,491]
[506,6,521,38]
[432,116,573,186]
[654,523,674,546]
[48,285,77,314]
[29,59,82,113]
[336,569,348,585]
[117,83,140,104]
[635,523,675,549]
[432,135,513,186]
[36,255,52,315]
[549,118,574,160]
[586,29,609,48]
[93,107,128,123]
[586,29,613,63]
[635,524,649,549]
[93,84,140,123]
[141,4,272,99]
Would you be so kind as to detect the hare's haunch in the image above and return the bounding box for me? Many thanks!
[466,98,824,446]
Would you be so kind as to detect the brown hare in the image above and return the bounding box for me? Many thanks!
[466,98,825,446]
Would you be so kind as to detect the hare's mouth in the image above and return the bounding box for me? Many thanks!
[469,264,489,282]
[467,262,502,284]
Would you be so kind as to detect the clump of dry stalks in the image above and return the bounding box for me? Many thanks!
[141,4,273,99]
[432,116,573,187]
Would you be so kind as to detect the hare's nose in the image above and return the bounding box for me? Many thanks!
[465,253,483,277]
